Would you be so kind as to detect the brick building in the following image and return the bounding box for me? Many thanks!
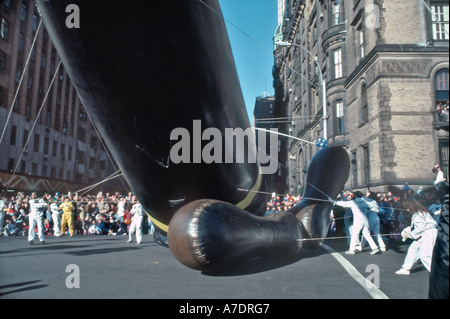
[0,0,126,195]
[273,0,449,195]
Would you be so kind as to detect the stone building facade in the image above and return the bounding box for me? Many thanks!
[0,0,125,194]
[273,0,449,195]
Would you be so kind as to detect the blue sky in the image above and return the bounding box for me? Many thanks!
[218,0,278,123]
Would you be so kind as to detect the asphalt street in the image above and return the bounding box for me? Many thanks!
[0,234,431,301]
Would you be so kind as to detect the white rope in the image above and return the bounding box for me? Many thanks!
[74,170,123,196]
[4,60,62,192]
[236,187,331,203]
[0,19,43,144]
[253,127,316,145]
[76,93,131,193]
[297,233,402,242]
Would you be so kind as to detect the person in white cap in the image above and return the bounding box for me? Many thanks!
[28,192,48,244]
[359,191,386,252]
[433,164,446,191]
[50,198,62,236]
[330,191,380,255]
[127,199,146,244]
[396,200,438,275]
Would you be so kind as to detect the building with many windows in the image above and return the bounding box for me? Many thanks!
[0,0,126,195]
[273,0,448,195]
[253,94,289,194]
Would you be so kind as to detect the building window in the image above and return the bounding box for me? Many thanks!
[0,51,6,73]
[439,139,449,181]
[3,0,11,9]
[89,157,95,169]
[23,130,29,150]
[431,2,449,40]
[13,97,19,113]
[18,33,24,52]
[16,62,22,82]
[21,161,26,174]
[46,110,51,127]
[1,17,9,41]
[32,14,38,32]
[25,100,31,120]
[76,150,85,164]
[8,158,14,172]
[77,126,86,142]
[435,69,449,122]
[363,144,370,187]
[90,136,98,149]
[28,71,33,89]
[41,52,46,69]
[331,0,341,25]
[357,24,365,59]
[435,68,449,103]
[10,125,17,145]
[333,48,343,79]
[21,3,27,22]
[33,134,40,152]
[351,150,357,187]
[361,83,369,124]
[335,100,345,135]
[61,143,65,160]
[0,86,4,107]
[52,141,57,157]
[43,137,49,155]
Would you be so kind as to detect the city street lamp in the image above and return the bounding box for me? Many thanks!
[275,41,328,141]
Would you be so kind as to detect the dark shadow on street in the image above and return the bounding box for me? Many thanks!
[0,280,48,297]
[202,245,327,277]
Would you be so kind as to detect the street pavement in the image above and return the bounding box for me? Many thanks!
[0,233,431,300]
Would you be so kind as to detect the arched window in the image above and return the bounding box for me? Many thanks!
[435,69,449,122]
[335,100,345,135]
[361,83,369,124]
[332,0,341,25]
[435,68,449,103]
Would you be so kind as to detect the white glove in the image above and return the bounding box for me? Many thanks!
[328,197,336,204]
[401,227,411,242]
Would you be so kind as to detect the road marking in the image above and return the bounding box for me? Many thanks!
[322,244,389,299]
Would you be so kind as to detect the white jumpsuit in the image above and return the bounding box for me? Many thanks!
[128,202,145,244]
[401,211,438,272]
[28,198,48,242]
[334,199,379,252]
[50,202,62,236]
[361,198,386,250]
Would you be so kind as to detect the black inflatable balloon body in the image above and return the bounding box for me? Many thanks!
[168,200,303,271]
[168,147,350,271]
[287,146,350,250]
[35,0,268,242]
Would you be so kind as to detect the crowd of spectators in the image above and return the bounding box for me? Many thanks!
[264,183,443,241]
[436,101,449,122]
[0,181,444,241]
[0,191,153,237]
